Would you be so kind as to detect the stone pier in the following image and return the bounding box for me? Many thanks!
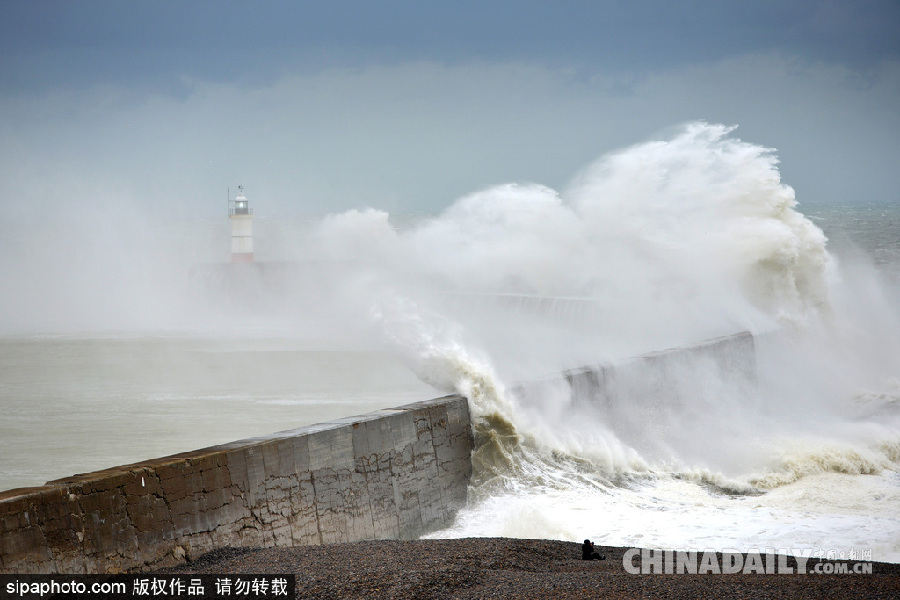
[0,395,473,574]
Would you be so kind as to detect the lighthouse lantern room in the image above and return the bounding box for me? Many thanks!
[229,185,254,263]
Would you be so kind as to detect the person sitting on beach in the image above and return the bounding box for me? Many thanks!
[582,539,605,560]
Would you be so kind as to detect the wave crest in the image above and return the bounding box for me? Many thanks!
[750,439,900,489]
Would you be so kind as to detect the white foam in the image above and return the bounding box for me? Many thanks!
[312,122,900,561]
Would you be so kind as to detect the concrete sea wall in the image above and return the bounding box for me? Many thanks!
[514,332,758,454]
[1,331,759,574]
[564,331,758,406]
[0,395,472,574]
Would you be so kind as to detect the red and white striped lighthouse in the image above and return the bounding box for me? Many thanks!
[229,185,254,263]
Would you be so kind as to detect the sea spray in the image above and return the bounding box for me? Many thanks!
[566,122,832,330]
[312,121,900,556]
[366,280,646,499]
[345,122,893,481]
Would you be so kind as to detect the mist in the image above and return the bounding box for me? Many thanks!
[0,119,888,359]
[297,122,899,493]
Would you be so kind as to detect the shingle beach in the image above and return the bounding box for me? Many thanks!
[160,537,900,599]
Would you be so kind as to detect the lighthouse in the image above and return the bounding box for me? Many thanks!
[229,185,254,263]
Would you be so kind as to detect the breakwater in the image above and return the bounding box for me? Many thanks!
[1,331,758,574]
[515,331,756,408]
[564,331,757,407]
[0,396,472,573]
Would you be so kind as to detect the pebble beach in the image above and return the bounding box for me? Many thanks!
[161,538,900,599]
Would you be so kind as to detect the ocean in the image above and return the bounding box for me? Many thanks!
[1,122,898,562]
[0,336,437,490]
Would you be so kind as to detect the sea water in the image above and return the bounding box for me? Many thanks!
[0,336,437,490]
[1,122,898,562]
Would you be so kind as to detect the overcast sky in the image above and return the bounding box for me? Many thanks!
[1,0,899,221]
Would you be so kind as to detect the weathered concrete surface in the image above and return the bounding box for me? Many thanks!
[566,331,757,406]
[502,331,759,474]
[515,332,757,409]
[0,395,472,574]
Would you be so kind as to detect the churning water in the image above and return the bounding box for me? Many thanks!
[364,122,900,562]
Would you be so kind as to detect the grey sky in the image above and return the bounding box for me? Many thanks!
[4,1,898,85]
[1,0,898,220]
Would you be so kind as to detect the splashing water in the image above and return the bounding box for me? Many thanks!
[317,122,900,560]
